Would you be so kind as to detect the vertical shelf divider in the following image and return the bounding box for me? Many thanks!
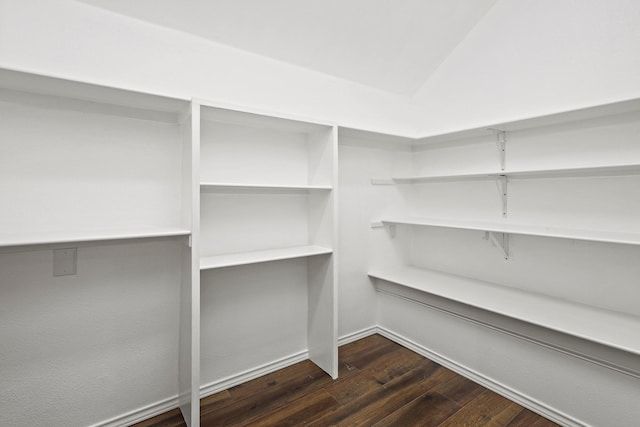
[307,125,339,379]
[178,101,201,427]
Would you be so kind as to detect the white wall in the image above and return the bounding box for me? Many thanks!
[0,0,419,137]
[413,0,640,135]
[337,136,412,338]
[0,240,183,427]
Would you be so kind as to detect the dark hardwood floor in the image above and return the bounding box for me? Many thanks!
[133,334,560,427]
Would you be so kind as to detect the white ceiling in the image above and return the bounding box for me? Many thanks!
[77,0,497,96]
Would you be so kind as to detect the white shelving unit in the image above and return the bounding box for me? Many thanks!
[369,266,640,356]
[0,69,200,427]
[368,97,640,376]
[0,69,341,427]
[0,69,193,248]
[197,101,338,393]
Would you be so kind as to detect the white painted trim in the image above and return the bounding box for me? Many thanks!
[338,326,379,346]
[199,350,309,398]
[88,395,179,427]
[375,326,586,427]
[89,325,587,427]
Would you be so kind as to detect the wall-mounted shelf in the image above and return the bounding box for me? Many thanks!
[200,245,332,270]
[369,266,640,356]
[200,182,332,194]
[0,227,191,249]
[374,217,640,246]
[372,163,640,185]
[412,98,640,146]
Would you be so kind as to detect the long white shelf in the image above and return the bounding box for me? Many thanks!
[377,217,640,246]
[200,182,332,194]
[372,163,640,185]
[414,97,640,145]
[0,227,191,248]
[369,266,640,356]
[200,245,332,270]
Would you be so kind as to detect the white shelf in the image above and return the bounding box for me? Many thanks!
[372,163,640,185]
[200,245,332,270]
[0,68,188,123]
[200,182,332,194]
[414,97,640,145]
[378,217,640,246]
[369,266,640,356]
[0,227,191,248]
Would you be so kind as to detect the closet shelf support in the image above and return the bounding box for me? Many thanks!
[484,231,509,260]
[488,128,507,171]
[371,221,396,238]
[497,175,508,218]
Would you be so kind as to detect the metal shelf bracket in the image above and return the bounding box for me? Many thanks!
[488,128,507,171]
[371,221,396,238]
[483,231,509,260]
[497,175,508,218]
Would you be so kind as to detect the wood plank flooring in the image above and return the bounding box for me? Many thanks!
[133,334,560,427]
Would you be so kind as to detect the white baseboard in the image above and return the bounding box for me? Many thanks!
[338,325,378,346]
[375,326,585,427]
[199,350,310,399]
[92,324,582,427]
[88,395,179,427]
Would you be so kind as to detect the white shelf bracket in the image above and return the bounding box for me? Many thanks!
[371,221,396,238]
[371,178,396,185]
[497,175,508,218]
[488,128,507,171]
[483,231,509,260]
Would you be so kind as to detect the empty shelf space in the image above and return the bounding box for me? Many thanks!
[369,266,640,355]
[372,163,640,185]
[200,182,332,194]
[377,217,640,246]
[0,227,191,248]
[200,245,332,270]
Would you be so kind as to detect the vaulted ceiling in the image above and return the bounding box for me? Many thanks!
[77,0,498,96]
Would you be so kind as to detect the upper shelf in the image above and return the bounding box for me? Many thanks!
[372,163,640,185]
[198,100,333,133]
[369,266,640,356]
[0,68,188,124]
[341,97,640,144]
[200,245,332,270]
[0,227,191,249]
[414,97,640,145]
[200,182,332,194]
[376,217,640,246]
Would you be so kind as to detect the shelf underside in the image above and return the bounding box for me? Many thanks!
[200,245,332,270]
[200,182,332,194]
[0,227,191,248]
[369,266,640,356]
[379,217,640,246]
[372,163,640,185]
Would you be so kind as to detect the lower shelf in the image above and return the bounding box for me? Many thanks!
[369,266,640,356]
[200,245,332,270]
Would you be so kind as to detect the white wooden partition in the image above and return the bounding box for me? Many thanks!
[0,70,339,427]
[197,101,338,391]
